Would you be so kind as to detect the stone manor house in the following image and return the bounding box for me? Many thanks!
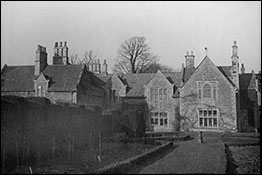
[1,41,260,132]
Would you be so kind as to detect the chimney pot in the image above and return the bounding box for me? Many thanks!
[60,42,62,47]
[64,41,67,47]
[55,42,58,47]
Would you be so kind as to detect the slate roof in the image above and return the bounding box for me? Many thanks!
[120,73,155,88]
[1,65,35,91]
[1,64,87,92]
[239,73,256,91]
[119,73,155,97]
[217,66,232,78]
[43,65,84,91]
[163,72,183,87]
[95,74,113,83]
[183,67,196,83]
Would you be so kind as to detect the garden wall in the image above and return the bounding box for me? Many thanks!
[1,96,102,173]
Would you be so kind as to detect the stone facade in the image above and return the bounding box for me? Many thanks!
[144,70,176,132]
[179,56,237,132]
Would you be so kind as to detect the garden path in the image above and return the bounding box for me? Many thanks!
[138,136,226,174]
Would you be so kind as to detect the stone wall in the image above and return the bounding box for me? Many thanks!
[145,71,176,132]
[180,58,237,131]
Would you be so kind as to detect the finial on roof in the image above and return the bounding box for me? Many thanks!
[205,47,208,56]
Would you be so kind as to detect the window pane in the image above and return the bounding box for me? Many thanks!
[164,118,167,125]
[199,89,201,99]
[160,112,164,118]
[199,118,203,127]
[213,110,217,116]
[150,112,154,117]
[204,118,207,126]
[208,110,212,116]
[199,110,203,116]
[204,110,207,117]
[159,89,163,100]
[151,117,154,124]
[203,84,212,98]
[155,118,158,125]
[160,118,163,125]
[164,112,167,118]
[209,118,212,126]
[155,112,159,117]
[213,118,217,127]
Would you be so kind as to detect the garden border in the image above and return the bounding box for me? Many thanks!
[94,141,173,174]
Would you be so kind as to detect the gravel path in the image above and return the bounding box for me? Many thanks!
[138,136,226,174]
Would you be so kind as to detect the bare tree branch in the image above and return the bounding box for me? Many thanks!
[114,36,159,74]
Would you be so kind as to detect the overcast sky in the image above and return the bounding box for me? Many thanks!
[1,1,261,73]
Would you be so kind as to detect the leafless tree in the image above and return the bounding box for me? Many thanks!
[70,50,97,65]
[113,36,159,74]
[70,54,81,65]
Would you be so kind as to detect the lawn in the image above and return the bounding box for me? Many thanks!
[11,141,156,174]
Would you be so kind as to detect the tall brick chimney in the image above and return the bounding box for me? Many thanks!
[35,45,48,76]
[53,41,69,65]
[185,50,195,68]
[102,59,108,75]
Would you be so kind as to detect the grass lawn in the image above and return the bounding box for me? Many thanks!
[11,142,156,174]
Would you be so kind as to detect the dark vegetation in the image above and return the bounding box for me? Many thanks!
[1,96,148,174]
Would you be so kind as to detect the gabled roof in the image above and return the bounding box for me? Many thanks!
[163,72,183,87]
[126,87,145,97]
[217,66,234,84]
[95,74,113,83]
[119,73,155,97]
[120,73,155,88]
[183,67,196,83]
[43,65,84,91]
[1,65,35,91]
[1,64,86,92]
[239,73,256,91]
[181,56,235,88]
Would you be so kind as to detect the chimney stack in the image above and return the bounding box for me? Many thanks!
[97,59,101,73]
[102,59,108,75]
[53,41,69,65]
[185,50,195,68]
[35,45,48,76]
[240,63,245,74]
